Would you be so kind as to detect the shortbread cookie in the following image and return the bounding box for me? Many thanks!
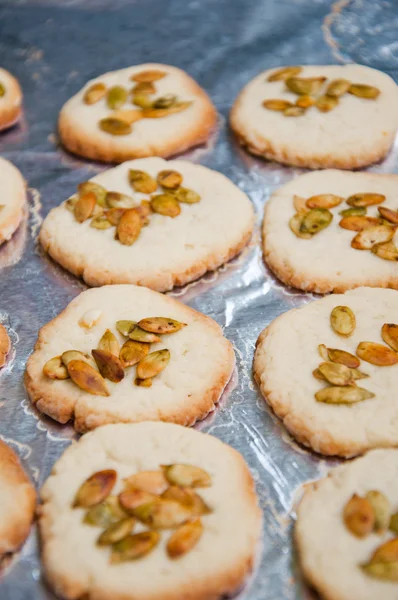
[26,285,235,433]
[0,440,36,557]
[0,157,26,247]
[59,63,217,162]
[263,170,398,294]
[39,157,254,291]
[231,64,398,169]
[296,449,398,600]
[0,323,10,367]
[254,287,398,457]
[0,68,22,131]
[40,422,261,600]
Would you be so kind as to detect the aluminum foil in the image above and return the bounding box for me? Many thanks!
[0,0,397,598]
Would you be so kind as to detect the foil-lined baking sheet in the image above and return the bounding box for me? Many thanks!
[0,0,397,598]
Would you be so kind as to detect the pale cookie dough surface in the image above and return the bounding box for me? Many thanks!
[39,421,262,600]
[263,170,398,293]
[39,157,254,291]
[296,449,398,600]
[0,440,36,556]
[230,64,398,169]
[0,67,22,131]
[59,63,217,162]
[254,287,398,457]
[26,285,235,433]
[0,156,26,246]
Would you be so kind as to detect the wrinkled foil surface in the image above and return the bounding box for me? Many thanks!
[0,0,397,598]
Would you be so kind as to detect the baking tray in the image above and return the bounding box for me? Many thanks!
[0,0,397,598]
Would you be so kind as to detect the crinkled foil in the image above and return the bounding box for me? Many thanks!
[0,0,397,598]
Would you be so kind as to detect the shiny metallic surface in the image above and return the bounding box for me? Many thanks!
[0,0,397,598]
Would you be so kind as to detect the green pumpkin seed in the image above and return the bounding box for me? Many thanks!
[285,76,326,95]
[289,212,312,239]
[107,85,128,110]
[315,386,375,404]
[78,181,108,207]
[306,194,343,209]
[330,306,356,337]
[315,95,339,112]
[325,348,360,369]
[117,209,142,246]
[128,170,158,194]
[43,356,69,380]
[339,207,367,217]
[347,193,385,207]
[73,470,117,508]
[378,206,398,224]
[97,517,136,546]
[371,241,398,261]
[98,329,120,356]
[133,498,191,529]
[157,170,183,189]
[132,81,155,95]
[344,494,375,537]
[381,323,398,352]
[137,317,186,334]
[136,349,170,379]
[153,94,177,109]
[116,320,136,337]
[300,208,333,235]
[99,118,132,136]
[110,531,160,563]
[348,84,380,99]
[90,215,112,229]
[119,340,149,368]
[262,99,293,111]
[390,513,398,534]
[83,82,107,105]
[128,326,160,343]
[267,66,302,81]
[171,187,201,204]
[161,464,211,488]
[326,79,351,97]
[295,95,315,108]
[0,83,5,97]
[362,561,398,581]
[92,349,125,383]
[83,496,128,527]
[106,191,136,209]
[357,341,398,366]
[151,194,181,217]
[284,106,306,117]
[132,94,154,109]
[351,225,396,250]
[166,518,203,559]
[365,491,390,533]
[318,362,356,386]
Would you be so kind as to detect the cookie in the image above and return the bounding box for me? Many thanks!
[59,63,217,163]
[0,157,26,247]
[0,68,22,131]
[263,170,398,294]
[39,157,254,291]
[230,64,398,169]
[296,448,398,600]
[39,421,262,600]
[0,323,10,367]
[0,440,36,557]
[25,284,235,433]
[254,287,398,457]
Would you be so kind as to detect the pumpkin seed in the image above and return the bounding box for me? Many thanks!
[365,491,390,533]
[124,471,168,495]
[67,360,110,396]
[97,518,136,546]
[73,470,117,508]
[99,117,132,135]
[339,207,367,217]
[98,330,120,356]
[110,108,143,125]
[285,76,326,95]
[371,241,398,261]
[128,326,160,343]
[106,191,135,209]
[349,84,380,99]
[132,81,155,95]
[172,187,201,204]
[267,66,302,81]
[78,181,108,207]
[83,82,107,105]
[318,344,329,361]
[131,70,166,83]
[161,464,211,488]
[347,193,386,207]
[132,94,153,109]
[318,362,355,386]
[295,95,315,108]
[351,225,396,250]
[110,531,160,564]
[117,208,141,246]
[119,490,157,513]
[153,94,177,109]
[116,320,136,337]
[61,350,91,367]
[356,341,398,366]
[372,538,398,562]
[157,170,183,189]
[136,349,170,379]
[92,349,125,383]
[135,377,152,387]
[300,208,333,235]
[106,208,125,226]
[312,368,325,381]
[43,356,69,380]
[283,106,305,117]
[306,194,343,209]
[362,560,398,581]
[74,192,96,223]
[83,495,127,527]
[315,95,339,112]
[107,85,128,110]
[128,169,157,194]
[315,386,374,404]
[293,195,309,213]
[162,486,211,516]
[142,101,192,118]
[133,498,191,529]
[137,317,186,335]
[119,340,149,368]
[326,79,351,97]
[167,518,203,559]
[343,494,375,537]
[330,306,356,337]
[325,348,360,369]
[90,215,112,230]
[339,216,382,231]
[381,323,398,352]
[262,99,293,111]
[378,206,398,224]
[0,83,5,97]
[390,513,398,534]
[151,194,181,217]
[289,212,312,239]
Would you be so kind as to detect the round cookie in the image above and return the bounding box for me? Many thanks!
[25,284,235,433]
[59,63,217,162]
[0,157,26,247]
[0,440,36,557]
[0,323,10,367]
[39,421,262,600]
[0,68,22,131]
[254,287,398,457]
[230,64,398,169]
[39,157,254,291]
[296,449,398,600]
[263,170,398,294]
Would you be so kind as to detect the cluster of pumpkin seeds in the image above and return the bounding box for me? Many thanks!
[73,463,212,563]
[314,307,398,404]
[289,192,398,259]
[65,168,201,245]
[82,69,192,136]
[343,491,398,580]
[263,66,380,117]
[43,316,187,393]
